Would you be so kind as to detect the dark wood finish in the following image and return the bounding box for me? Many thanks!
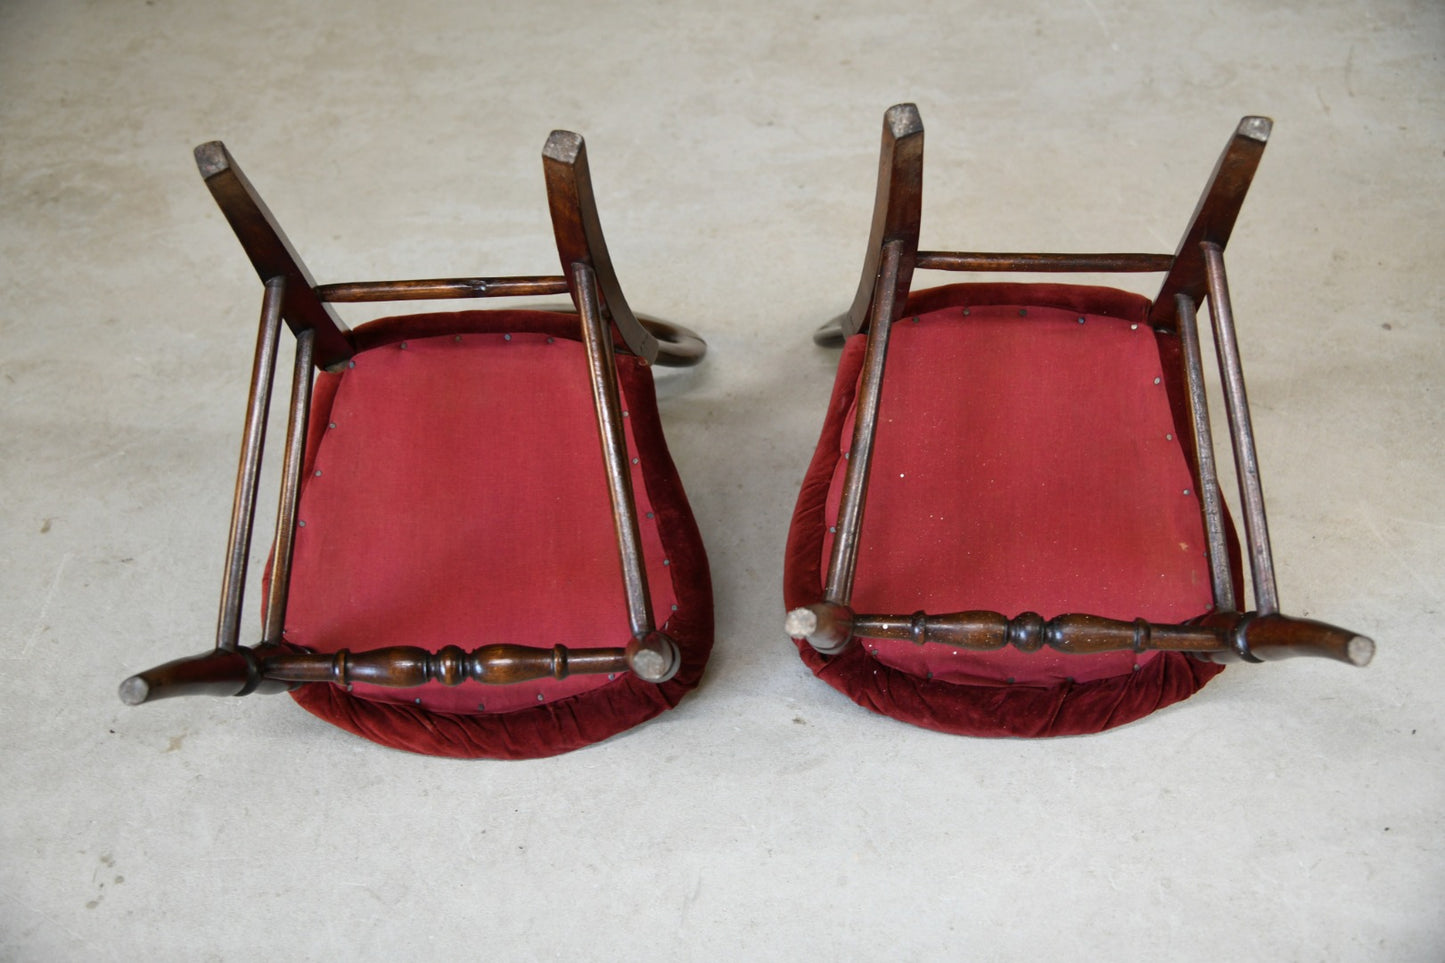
[216,277,284,652]
[316,276,571,302]
[845,104,923,337]
[575,262,655,638]
[118,632,685,705]
[790,108,1372,669]
[123,129,700,707]
[915,251,1174,273]
[262,643,631,687]
[1196,611,1373,665]
[543,131,658,363]
[783,601,854,656]
[262,328,315,644]
[785,603,1373,667]
[1148,116,1272,329]
[854,610,1212,654]
[119,646,291,705]
[574,261,682,683]
[194,142,355,368]
[1174,292,1236,611]
[1202,241,1279,613]
[824,240,905,610]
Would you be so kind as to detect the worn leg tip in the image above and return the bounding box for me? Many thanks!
[784,608,818,639]
[1347,635,1376,667]
[627,632,681,684]
[785,602,855,655]
[118,676,149,706]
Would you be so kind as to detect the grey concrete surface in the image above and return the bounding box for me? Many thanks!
[2,0,1442,959]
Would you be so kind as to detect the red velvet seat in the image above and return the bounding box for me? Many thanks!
[784,106,1372,736]
[121,133,712,758]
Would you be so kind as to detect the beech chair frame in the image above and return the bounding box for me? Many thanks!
[121,132,703,706]
[786,104,1373,668]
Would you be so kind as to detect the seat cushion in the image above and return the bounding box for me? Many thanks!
[785,283,1234,736]
[272,309,711,758]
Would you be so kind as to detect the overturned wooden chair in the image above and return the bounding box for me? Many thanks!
[120,132,713,757]
[784,105,1372,737]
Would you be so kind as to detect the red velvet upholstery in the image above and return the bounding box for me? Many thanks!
[784,284,1233,736]
[271,309,712,758]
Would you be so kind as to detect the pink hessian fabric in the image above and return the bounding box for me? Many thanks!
[784,284,1230,737]
[269,309,712,758]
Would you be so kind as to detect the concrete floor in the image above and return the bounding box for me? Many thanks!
[3,0,1442,959]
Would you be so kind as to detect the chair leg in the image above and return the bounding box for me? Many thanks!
[843,104,924,338]
[1201,242,1280,614]
[195,142,354,368]
[1148,116,1272,329]
[542,131,658,364]
[215,277,285,653]
[118,646,291,705]
[261,329,315,645]
[826,239,906,606]
[787,238,907,656]
[1174,292,1237,611]
[573,260,682,683]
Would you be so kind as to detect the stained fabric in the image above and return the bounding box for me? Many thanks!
[784,284,1231,736]
[271,309,712,758]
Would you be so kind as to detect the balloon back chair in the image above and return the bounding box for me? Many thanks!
[784,105,1372,737]
[120,132,712,758]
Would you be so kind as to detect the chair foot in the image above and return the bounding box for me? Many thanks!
[785,602,856,655]
[626,631,681,683]
[118,675,152,706]
[1346,635,1377,667]
[118,648,266,704]
[1196,612,1377,666]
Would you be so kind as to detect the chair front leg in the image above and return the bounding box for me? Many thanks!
[216,277,285,653]
[786,241,906,656]
[573,260,681,683]
[1201,242,1279,614]
[119,646,292,705]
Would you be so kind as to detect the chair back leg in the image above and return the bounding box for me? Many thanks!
[194,142,354,367]
[844,103,924,337]
[1149,117,1272,329]
[543,131,658,363]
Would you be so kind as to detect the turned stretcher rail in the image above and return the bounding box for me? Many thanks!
[119,635,680,706]
[262,643,630,686]
[785,603,1374,666]
[315,275,572,302]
